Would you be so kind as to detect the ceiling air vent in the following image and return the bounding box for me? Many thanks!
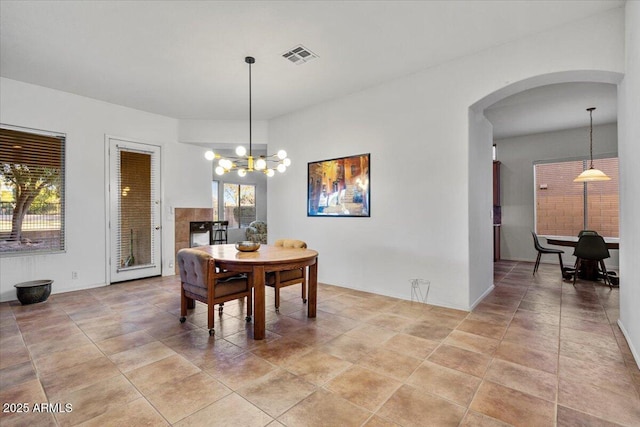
[282,45,318,65]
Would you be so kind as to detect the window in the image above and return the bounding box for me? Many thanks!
[1,125,66,255]
[534,157,618,237]
[223,183,255,228]
[211,180,219,220]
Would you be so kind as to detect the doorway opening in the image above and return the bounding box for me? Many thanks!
[468,70,623,307]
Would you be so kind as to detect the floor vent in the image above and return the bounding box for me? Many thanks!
[282,45,318,65]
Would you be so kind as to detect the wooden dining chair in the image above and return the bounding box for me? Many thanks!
[177,248,252,335]
[266,239,307,313]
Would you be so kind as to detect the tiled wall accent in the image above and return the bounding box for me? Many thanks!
[174,208,213,274]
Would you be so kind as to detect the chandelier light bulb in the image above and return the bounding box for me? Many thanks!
[277,164,286,173]
[238,168,247,177]
[215,166,225,175]
[204,150,215,161]
[255,158,267,170]
[283,158,291,167]
[235,146,247,156]
[266,169,275,177]
[277,150,287,160]
[221,159,233,170]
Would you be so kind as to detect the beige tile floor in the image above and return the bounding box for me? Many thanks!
[1,261,639,426]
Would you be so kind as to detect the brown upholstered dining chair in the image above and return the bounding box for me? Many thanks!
[177,248,252,335]
[531,231,565,275]
[572,234,612,288]
[267,239,307,313]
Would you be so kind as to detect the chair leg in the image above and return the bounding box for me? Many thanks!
[573,259,581,286]
[207,301,215,335]
[599,260,612,288]
[557,253,565,274]
[302,269,307,303]
[180,285,187,323]
[275,286,280,313]
[246,292,252,322]
[533,252,541,275]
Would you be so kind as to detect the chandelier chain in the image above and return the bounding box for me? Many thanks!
[573,106,610,182]
[249,59,252,156]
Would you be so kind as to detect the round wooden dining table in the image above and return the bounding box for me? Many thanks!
[193,244,318,340]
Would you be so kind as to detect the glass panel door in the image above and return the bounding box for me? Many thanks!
[108,137,161,283]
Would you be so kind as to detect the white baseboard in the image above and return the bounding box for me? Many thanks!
[470,284,495,310]
[617,319,640,370]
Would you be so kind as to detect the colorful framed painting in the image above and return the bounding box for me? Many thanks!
[307,153,370,217]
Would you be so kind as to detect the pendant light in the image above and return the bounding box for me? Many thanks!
[574,107,610,182]
[204,56,290,177]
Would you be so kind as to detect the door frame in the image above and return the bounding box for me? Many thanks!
[104,134,163,285]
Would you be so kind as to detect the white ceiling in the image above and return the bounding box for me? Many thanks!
[485,82,618,139]
[0,0,623,136]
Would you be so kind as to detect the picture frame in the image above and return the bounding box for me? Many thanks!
[307,153,370,217]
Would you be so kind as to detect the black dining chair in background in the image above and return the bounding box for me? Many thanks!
[531,231,565,275]
[572,234,612,288]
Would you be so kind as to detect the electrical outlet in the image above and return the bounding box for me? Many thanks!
[72,271,78,280]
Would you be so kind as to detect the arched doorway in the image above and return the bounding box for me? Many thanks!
[467,70,624,306]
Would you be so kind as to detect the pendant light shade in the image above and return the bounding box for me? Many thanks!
[574,167,611,182]
[574,107,610,182]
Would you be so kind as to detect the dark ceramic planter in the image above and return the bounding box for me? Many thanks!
[14,280,53,305]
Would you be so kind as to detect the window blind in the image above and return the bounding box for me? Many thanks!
[0,125,66,254]
[115,146,157,270]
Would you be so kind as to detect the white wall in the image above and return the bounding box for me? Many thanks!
[268,8,625,312]
[468,110,495,307]
[618,0,640,367]
[179,119,268,148]
[162,140,219,269]
[496,123,619,267]
[0,78,212,301]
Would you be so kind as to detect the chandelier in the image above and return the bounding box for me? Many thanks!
[574,107,610,182]
[205,56,290,177]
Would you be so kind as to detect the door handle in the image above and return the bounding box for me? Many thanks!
[155,226,161,230]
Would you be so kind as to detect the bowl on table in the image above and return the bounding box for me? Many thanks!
[235,241,261,252]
